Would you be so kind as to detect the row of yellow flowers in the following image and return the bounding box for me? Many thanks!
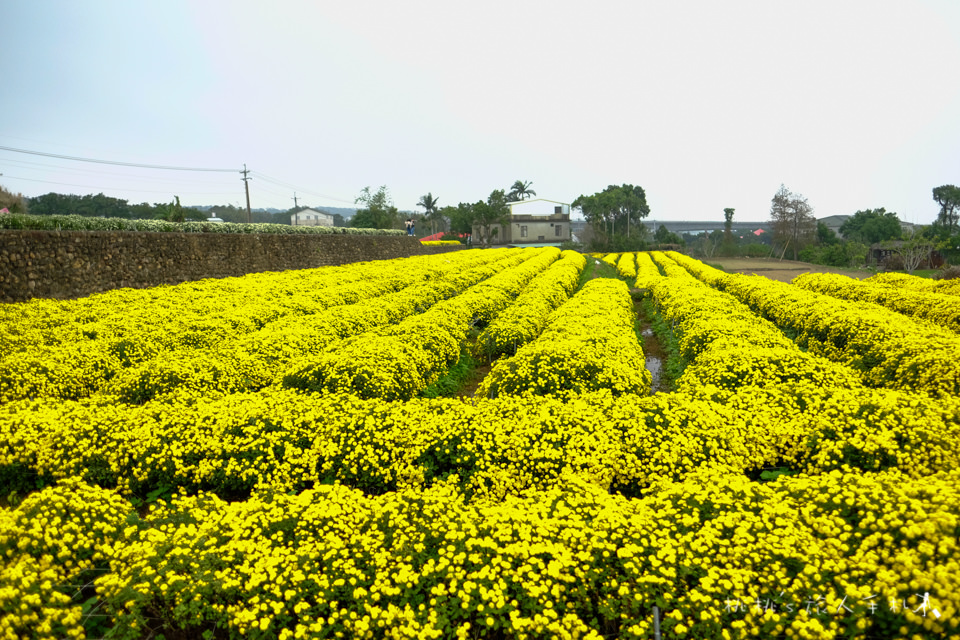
[110,248,535,404]
[866,271,960,296]
[0,249,519,404]
[664,252,960,398]
[616,253,637,279]
[6,370,957,508]
[4,464,958,639]
[280,248,561,401]
[645,252,864,395]
[478,279,651,399]
[642,252,960,485]
[634,252,661,289]
[793,272,960,334]
[473,251,586,360]
[0,251,445,360]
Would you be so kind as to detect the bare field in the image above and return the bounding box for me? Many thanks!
[706,257,874,283]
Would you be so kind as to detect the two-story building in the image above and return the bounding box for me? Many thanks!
[291,208,334,227]
[478,198,572,246]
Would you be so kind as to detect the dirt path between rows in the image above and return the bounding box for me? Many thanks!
[456,363,492,401]
[632,293,668,394]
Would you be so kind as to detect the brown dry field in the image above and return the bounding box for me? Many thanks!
[706,257,875,283]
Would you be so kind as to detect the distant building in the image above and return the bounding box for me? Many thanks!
[477,198,572,246]
[817,215,852,238]
[291,208,334,227]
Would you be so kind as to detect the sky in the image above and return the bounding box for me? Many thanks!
[2,0,959,224]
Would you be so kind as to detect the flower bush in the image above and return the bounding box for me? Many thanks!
[665,252,960,398]
[478,279,651,399]
[473,250,585,360]
[793,272,960,334]
[0,249,516,403]
[281,249,561,400]
[617,253,637,279]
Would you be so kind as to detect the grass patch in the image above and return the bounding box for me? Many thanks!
[422,350,483,398]
[576,256,619,291]
[638,298,687,392]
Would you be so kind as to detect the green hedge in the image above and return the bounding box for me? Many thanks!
[0,212,404,236]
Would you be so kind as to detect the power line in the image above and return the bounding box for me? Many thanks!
[1,143,356,208]
[0,145,237,173]
[0,156,239,187]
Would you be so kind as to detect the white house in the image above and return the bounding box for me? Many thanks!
[478,198,572,246]
[291,208,334,227]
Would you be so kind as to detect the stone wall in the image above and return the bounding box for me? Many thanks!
[0,230,462,303]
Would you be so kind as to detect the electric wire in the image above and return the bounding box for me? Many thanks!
[0,144,355,209]
[251,171,355,205]
[0,145,237,172]
[0,156,240,188]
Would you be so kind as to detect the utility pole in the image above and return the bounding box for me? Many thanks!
[292,192,299,208]
[241,164,252,223]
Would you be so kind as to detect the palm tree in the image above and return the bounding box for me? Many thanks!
[508,180,536,201]
[417,192,440,236]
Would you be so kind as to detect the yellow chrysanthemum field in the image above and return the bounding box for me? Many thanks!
[1,248,958,639]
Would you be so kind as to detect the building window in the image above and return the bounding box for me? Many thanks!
[554,206,562,214]
[555,225,562,237]
[538,235,545,241]
[521,225,528,238]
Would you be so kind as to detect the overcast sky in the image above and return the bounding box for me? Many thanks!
[2,0,959,223]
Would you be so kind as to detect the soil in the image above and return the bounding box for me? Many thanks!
[707,257,875,283]
[456,363,492,403]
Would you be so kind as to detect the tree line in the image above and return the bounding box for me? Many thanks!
[0,189,354,226]
[765,183,960,271]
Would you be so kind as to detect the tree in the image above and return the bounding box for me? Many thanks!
[572,184,650,249]
[417,192,441,236]
[443,204,472,236]
[891,228,936,274]
[839,208,902,244]
[0,184,28,213]
[654,224,682,245]
[816,222,839,245]
[769,184,816,261]
[703,230,724,258]
[28,192,133,218]
[508,180,536,201]
[933,185,960,232]
[352,186,399,230]
[158,196,185,223]
[723,208,735,243]
[472,189,511,247]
